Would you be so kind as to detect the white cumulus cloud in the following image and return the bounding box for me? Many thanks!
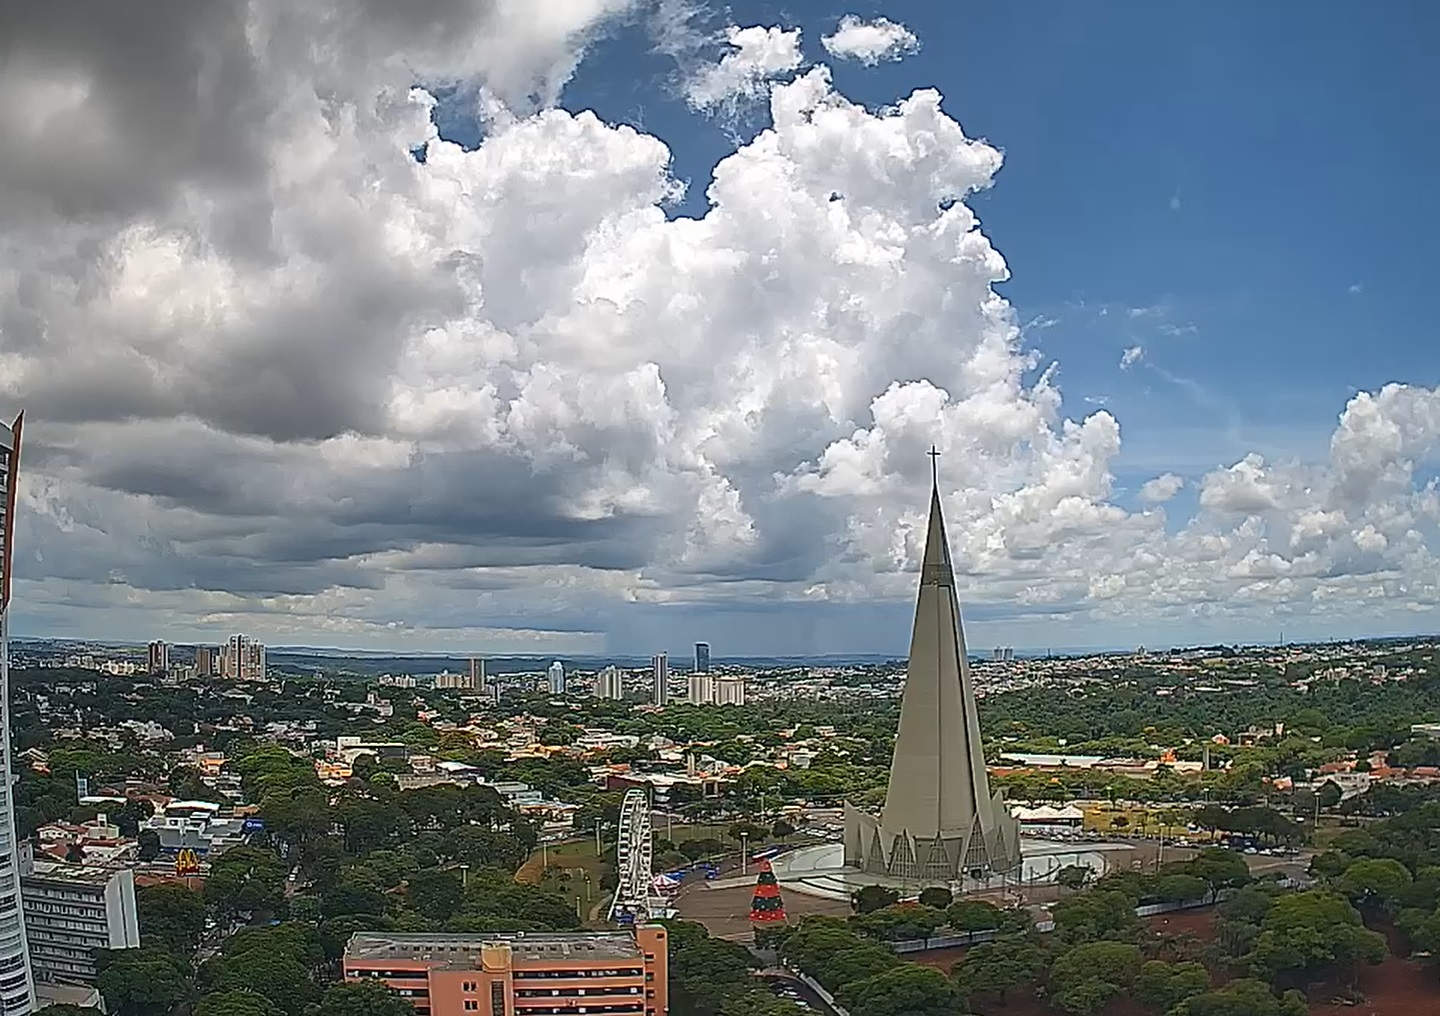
[821,15,920,66]
[684,24,804,110]
[1120,345,1145,368]
[1139,474,1185,504]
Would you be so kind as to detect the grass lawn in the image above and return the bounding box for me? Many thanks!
[516,839,610,926]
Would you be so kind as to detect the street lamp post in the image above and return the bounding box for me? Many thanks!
[741,831,749,877]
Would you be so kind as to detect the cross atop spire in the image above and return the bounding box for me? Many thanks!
[927,445,941,487]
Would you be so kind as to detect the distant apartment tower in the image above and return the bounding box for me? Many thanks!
[593,665,625,701]
[714,675,746,707]
[687,672,715,705]
[194,645,216,678]
[221,634,266,681]
[343,928,669,1016]
[547,661,566,695]
[650,653,668,706]
[694,642,710,674]
[146,640,170,674]
[20,844,139,987]
[468,657,485,691]
[0,413,36,1013]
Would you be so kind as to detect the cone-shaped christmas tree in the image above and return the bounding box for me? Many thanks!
[749,861,788,923]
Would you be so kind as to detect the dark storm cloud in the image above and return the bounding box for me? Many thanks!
[0,1,264,220]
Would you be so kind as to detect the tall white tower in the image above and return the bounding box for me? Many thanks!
[0,413,37,1013]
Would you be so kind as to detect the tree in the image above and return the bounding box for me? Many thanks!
[309,982,414,1016]
[1337,857,1413,913]
[1134,960,1209,1013]
[138,828,162,862]
[1186,847,1251,902]
[1175,978,1307,1016]
[771,819,796,840]
[137,883,207,958]
[1056,864,1094,891]
[203,846,286,919]
[195,991,280,1016]
[1250,891,1386,989]
[1049,940,1143,1015]
[405,868,464,922]
[916,886,952,910]
[833,965,963,1016]
[851,885,900,914]
[945,900,1002,932]
[1317,781,1344,811]
[952,938,1047,1004]
[1051,889,1141,944]
[97,947,195,1016]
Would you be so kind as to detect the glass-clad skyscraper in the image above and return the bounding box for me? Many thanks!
[0,413,36,1013]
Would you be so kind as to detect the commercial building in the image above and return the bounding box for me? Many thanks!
[593,666,625,701]
[547,661,566,696]
[19,847,140,987]
[650,655,668,707]
[0,412,37,1013]
[342,928,668,1016]
[140,801,249,856]
[693,643,710,674]
[844,471,1022,883]
[221,634,266,681]
[146,641,170,674]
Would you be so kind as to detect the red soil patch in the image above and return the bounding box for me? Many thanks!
[1309,955,1440,1016]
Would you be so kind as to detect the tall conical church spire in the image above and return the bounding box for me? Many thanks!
[843,454,1022,883]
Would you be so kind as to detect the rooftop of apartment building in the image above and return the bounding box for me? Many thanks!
[345,931,645,967]
[26,859,122,886]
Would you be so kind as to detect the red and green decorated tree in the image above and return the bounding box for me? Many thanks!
[749,861,788,923]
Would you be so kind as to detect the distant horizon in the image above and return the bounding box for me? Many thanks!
[13,631,1436,667]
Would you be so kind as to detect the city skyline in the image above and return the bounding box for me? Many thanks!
[2,4,1439,656]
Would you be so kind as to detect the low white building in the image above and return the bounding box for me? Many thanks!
[140,801,248,855]
[20,846,140,986]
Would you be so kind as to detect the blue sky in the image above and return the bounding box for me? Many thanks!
[528,1,1440,506]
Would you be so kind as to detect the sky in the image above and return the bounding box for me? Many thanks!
[1,1,1438,658]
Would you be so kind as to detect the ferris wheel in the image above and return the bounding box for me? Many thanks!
[607,788,663,923]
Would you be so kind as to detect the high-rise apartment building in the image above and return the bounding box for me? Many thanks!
[593,665,624,700]
[221,634,266,681]
[686,673,715,705]
[343,928,669,1016]
[713,675,746,707]
[19,844,139,987]
[0,413,37,1013]
[146,641,169,674]
[468,658,485,692]
[650,653,668,706]
[693,642,710,674]
[194,646,215,678]
[547,661,566,696]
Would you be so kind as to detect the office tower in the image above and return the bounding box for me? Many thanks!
[343,928,669,1016]
[593,665,624,701]
[221,635,267,681]
[844,467,1022,883]
[650,653,668,706]
[0,412,37,1012]
[1002,646,1014,663]
[693,642,710,674]
[547,661,566,695]
[194,646,215,678]
[687,672,715,705]
[467,657,484,691]
[714,675,746,707]
[146,640,170,674]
